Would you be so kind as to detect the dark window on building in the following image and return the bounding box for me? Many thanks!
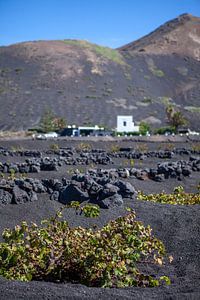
[123,121,127,126]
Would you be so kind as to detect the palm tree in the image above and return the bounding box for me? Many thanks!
[166,105,188,133]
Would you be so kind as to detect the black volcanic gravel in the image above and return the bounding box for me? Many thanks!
[0,138,199,299]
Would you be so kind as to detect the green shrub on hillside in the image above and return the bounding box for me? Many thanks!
[184,106,200,113]
[0,209,170,287]
[151,69,165,77]
[63,40,126,65]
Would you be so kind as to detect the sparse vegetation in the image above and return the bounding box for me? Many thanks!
[11,145,24,152]
[135,143,148,152]
[138,186,200,205]
[0,88,6,94]
[191,143,200,152]
[0,208,170,287]
[184,106,200,113]
[124,72,132,80]
[127,86,132,94]
[142,97,152,104]
[93,44,126,65]
[0,131,27,139]
[0,68,10,74]
[77,142,92,151]
[176,66,188,76]
[102,87,112,97]
[136,101,150,107]
[85,95,100,99]
[67,201,81,209]
[157,143,174,151]
[147,58,165,78]
[144,75,150,80]
[82,204,100,218]
[159,97,172,106]
[109,144,120,153]
[151,69,165,77]
[8,169,16,180]
[50,143,59,151]
[15,68,23,74]
[105,88,112,93]
[67,202,100,217]
[63,40,126,65]
[122,159,135,168]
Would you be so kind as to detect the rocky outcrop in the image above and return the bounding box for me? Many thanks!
[0,147,200,175]
[0,173,137,208]
[1,153,198,207]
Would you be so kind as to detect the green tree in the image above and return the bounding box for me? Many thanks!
[166,105,188,133]
[52,117,67,131]
[40,109,55,132]
[139,122,150,135]
[40,109,67,133]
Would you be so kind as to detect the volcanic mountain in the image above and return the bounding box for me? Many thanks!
[0,13,200,131]
[119,13,200,60]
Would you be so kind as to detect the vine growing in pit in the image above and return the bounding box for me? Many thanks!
[0,208,171,287]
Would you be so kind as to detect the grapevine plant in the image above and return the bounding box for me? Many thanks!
[68,201,100,217]
[137,186,200,205]
[0,208,170,287]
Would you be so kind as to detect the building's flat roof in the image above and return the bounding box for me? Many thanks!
[78,126,104,130]
[117,115,133,118]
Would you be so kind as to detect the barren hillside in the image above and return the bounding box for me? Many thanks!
[0,13,199,130]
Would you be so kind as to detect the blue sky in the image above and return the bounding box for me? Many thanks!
[0,0,199,48]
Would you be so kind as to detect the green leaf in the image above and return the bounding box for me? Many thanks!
[160,276,171,285]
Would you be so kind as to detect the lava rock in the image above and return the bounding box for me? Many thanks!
[88,181,102,199]
[52,179,63,191]
[18,164,30,173]
[135,170,148,180]
[182,167,192,176]
[50,191,60,201]
[189,156,199,161]
[153,174,165,182]
[29,191,38,202]
[0,190,12,205]
[114,180,136,198]
[99,193,123,208]
[59,183,89,204]
[31,179,46,193]
[15,179,33,191]
[99,183,119,200]
[12,186,30,204]
[149,168,158,179]
[96,176,110,185]
[30,165,40,173]
[118,168,130,178]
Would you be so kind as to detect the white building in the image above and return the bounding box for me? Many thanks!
[117,116,139,133]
